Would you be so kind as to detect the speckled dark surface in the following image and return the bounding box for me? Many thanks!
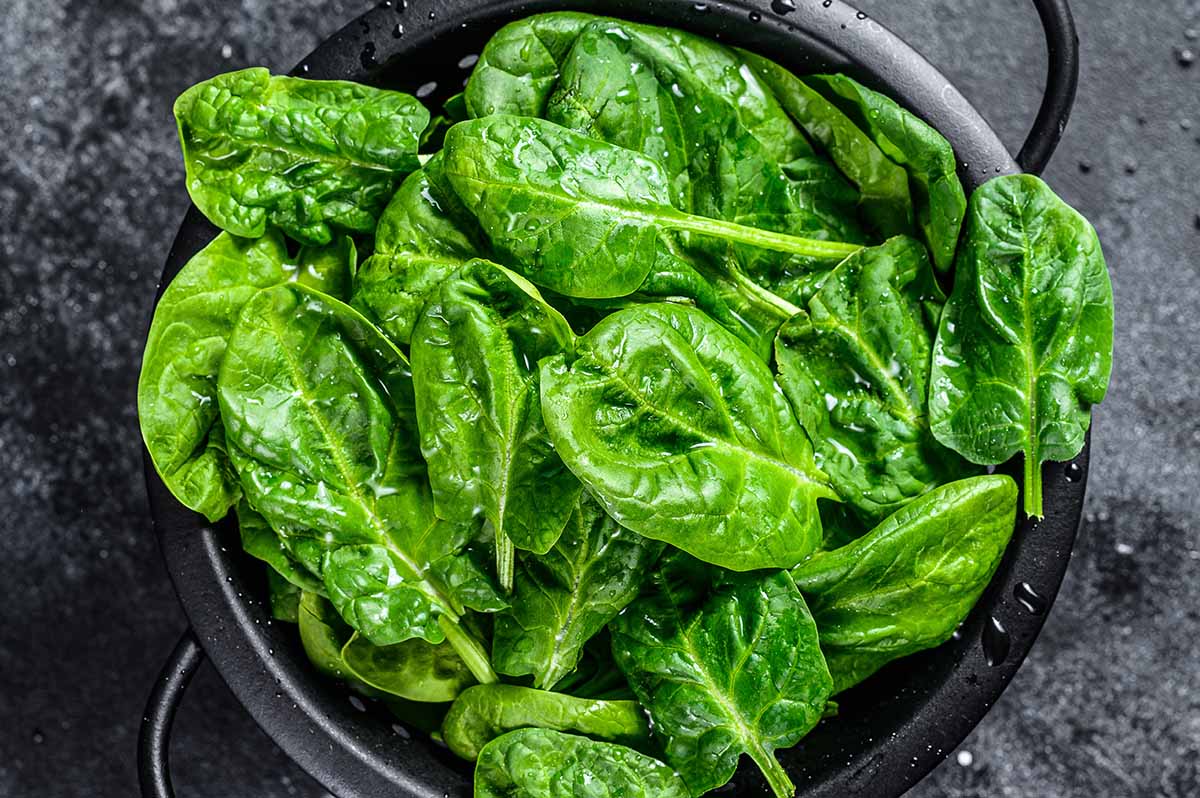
[1,0,1196,796]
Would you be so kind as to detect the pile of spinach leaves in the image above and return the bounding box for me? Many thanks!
[140,13,1112,798]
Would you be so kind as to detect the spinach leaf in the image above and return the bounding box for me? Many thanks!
[298,590,358,682]
[474,728,690,798]
[491,493,663,689]
[541,303,835,571]
[775,236,976,525]
[611,553,832,798]
[138,231,349,521]
[803,73,967,273]
[341,631,475,703]
[442,684,651,761]
[411,260,580,590]
[265,568,302,623]
[218,284,501,681]
[441,116,860,300]
[237,499,325,595]
[792,475,1018,692]
[550,630,636,702]
[740,52,914,241]
[174,68,429,245]
[294,234,357,300]
[928,175,1113,516]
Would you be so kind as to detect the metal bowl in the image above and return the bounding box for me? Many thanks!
[140,1,1084,796]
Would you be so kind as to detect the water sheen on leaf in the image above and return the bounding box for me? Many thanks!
[928,175,1113,516]
[175,68,428,245]
[474,728,690,798]
[491,493,663,688]
[611,554,833,798]
[541,303,835,571]
[792,475,1018,692]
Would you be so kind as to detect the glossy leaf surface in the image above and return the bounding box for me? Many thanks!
[541,303,834,570]
[443,684,650,761]
[342,631,475,703]
[611,554,832,797]
[929,175,1113,516]
[175,68,428,245]
[792,475,1018,692]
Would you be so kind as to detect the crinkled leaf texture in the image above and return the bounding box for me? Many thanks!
[442,684,650,761]
[217,284,503,653]
[541,303,835,571]
[929,175,1113,516]
[237,500,325,595]
[491,493,663,689]
[611,554,833,798]
[138,231,351,521]
[474,728,689,798]
[792,475,1018,693]
[411,260,580,591]
[775,236,977,527]
[174,68,428,245]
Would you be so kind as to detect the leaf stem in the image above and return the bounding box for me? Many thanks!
[438,615,499,685]
[749,747,795,798]
[496,531,515,593]
[667,212,862,261]
[1023,451,1044,519]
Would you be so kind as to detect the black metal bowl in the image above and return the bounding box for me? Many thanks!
[140,1,1084,796]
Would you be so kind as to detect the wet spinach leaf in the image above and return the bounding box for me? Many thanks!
[929,175,1113,516]
[541,303,835,571]
[237,499,325,596]
[442,684,650,761]
[174,68,428,245]
[792,475,1018,692]
[491,493,663,689]
[775,236,976,525]
[474,728,689,798]
[266,568,302,623]
[611,553,832,798]
[342,631,475,703]
[218,284,501,681]
[411,260,580,590]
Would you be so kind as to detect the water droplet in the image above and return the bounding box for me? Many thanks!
[360,41,378,70]
[1078,160,1092,174]
[32,729,45,744]
[692,2,710,12]
[349,695,367,712]
[392,23,404,38]
[1115,541,1135,555]
[856,11,868,19]
[982,616,1010,666]
[956,749,973,767]
[458,53,479,69]
[1014,582,1047,615]
[771,0,796,14]
[416,81,438,98]
[748,10,762,22]
[1064,462,1082,482]
[822,0,833,7]
[1181,119,1193,131]
[1177,47,1197,67]
[1123,159,1138,175]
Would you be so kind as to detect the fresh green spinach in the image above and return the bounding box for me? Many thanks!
[541,303,835,571]
[341,631,475,703]
[611,553,833,798]
[175,68,428,245]
[929,174,1113,516]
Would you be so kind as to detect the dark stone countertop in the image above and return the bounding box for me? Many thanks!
[1,1,1196,796]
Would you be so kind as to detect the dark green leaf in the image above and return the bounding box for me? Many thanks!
[474,728,690,798]
[237,499,325,595]
[492,493,663,689]
[541,303,834,571]
[792,475,1018,692]
[341,631,475,703]
[929,175,1113,516]
[265,568,302,623]
[611,554,832,798]
[411,260,580,589]
[775,236,976,525]
[174,68,428,245]
[442,684,650,761]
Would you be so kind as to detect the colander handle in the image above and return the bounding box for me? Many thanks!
[1018,0,1078,174]
[138,629,205,798]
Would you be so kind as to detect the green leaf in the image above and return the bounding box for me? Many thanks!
[541,303,834,571]
[298,590,357,682]
[237,499,325,595]
[792,475,1018,692]
[442,684,651,761]
[775,236,977,525]
[138,231,348,521]
[265,568,302,623]
[928,175,1113,516]
[411,261,580,590]
[294,234,357,299]
[441,116,860,300]
[174,68,428,245]
[803,73,967,273]
[611,554,832,798]
[474,728,690,798]
[218,284,500,681]
[341,631,475,703]
[492,493,663,689]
